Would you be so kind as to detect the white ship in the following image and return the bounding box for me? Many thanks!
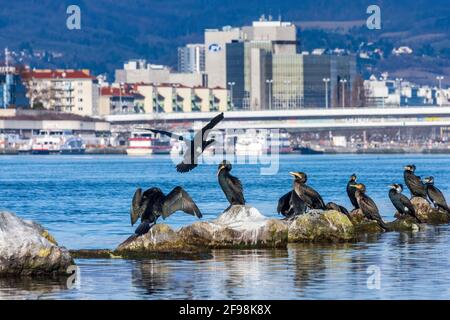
[126,130,172,156]
[235,130,269,156]
[30,130,68,154]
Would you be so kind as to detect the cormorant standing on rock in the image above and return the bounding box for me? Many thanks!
[277,190,306,218]
[424,177,450,213]
[290,172,326,211]
[404,165,427,199]
[217,160,245,206]
[351,183,389,231]
[388,184,421,223]
[346,174,359,209]
[325,202,349,215]
[131,186,202,235]
[143,112,224,173]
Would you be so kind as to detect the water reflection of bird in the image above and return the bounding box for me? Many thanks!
[346,174,359,209]
[143,112,224,173]
[131,186,202,235]
[290,172,326,211]
[217,160,245,207]
[351,183,389,231]
[404,165,427,199]
[388,184,421,223]
[325,202,349,215]
[424,177,450,213]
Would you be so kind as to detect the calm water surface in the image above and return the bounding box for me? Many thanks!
[1,154,450,299]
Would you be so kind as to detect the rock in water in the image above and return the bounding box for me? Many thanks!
[178,205,288,248]
[288,210,355,242]
[410,197,450,224]
[179,205,287,248]
[115,224,212,260]
[0,212,73,276]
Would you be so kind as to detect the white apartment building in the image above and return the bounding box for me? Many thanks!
[25,69,99,116]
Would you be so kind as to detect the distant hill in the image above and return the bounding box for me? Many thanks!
[0,0,449,84]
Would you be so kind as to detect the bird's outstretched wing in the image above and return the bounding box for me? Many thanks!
[161,186,202,219]
[141,128,185,141]
[130,188,144,226]
[304,186,326,209]
[202,112,224,133]
[277,191,292,215]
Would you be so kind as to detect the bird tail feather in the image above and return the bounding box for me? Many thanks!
[134,222,152,235]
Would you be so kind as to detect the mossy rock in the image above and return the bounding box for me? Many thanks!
[387,216,420,232]
[115,224,212,260]
[288,210,355,243]
[70,249,116,259]
[349,209,384,233]
[410,197,450,224]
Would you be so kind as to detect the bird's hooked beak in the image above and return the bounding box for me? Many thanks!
[289,172,300,179]
[217,164,226,176]
[388,184,395,189]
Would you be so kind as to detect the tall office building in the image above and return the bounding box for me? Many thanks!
[177,44,205,73]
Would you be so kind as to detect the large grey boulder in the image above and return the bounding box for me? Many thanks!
[0,212,73,276]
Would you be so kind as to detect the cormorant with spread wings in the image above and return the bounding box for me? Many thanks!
[130,186,202,235]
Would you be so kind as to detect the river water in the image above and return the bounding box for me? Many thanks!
[1,154,450,299]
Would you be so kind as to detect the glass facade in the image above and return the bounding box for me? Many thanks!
[272,55,304,110]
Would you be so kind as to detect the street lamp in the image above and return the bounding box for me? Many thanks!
[227,82,235,110]
[266,79,273,110]
[323,78,330,109]
[437,76,444,106]
[119,82,125,113]
[340,79,347,108]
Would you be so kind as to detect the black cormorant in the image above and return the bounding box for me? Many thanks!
[351,183,389,230]
[424,176,450,213]
[325,202,349,215]
[217,160,245,206]
[131,186,202,235]
[404,165,427,199]
[277,190,306,217]
[290,172,326,210]
[346,174,359,209]
[143,112,224,173]
[388,183,421,223]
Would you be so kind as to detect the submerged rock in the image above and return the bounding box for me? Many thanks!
[287,210,355,242]
[0,212,73,276]
[115,224,212,260]
[179,205,288,248]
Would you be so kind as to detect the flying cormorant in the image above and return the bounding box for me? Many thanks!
[404,165,427,199]
[346,174,359,209]
[388,183,421,223]
[131,186,202,235]
[290,172,326,210]
[351,183,389,231]
[423,176,450,213]
[217,160,245,206]
[142,112,224,173]
[325,202,350,215]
